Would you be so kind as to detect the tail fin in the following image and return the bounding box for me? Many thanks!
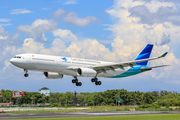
[135,44,153,65]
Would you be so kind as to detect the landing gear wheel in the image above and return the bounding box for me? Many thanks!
[95,81,99,85]
[98,81,102,85]
[72,79,75,83]
[91,78,95,82]
[76,82,79,86]
[78,82,82,86]
[75,79,78,83]
[24,73,29,77]
[76,82,82,86]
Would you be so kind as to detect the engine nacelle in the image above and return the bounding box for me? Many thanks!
[44,72,63,79]
[77,68,97,77]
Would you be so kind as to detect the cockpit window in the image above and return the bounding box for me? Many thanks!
[14,56,21,59]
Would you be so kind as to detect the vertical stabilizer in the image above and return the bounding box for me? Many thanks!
[135,44,153,65]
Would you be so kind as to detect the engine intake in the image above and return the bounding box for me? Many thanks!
[77,68,97,77]
[44,72,63,79]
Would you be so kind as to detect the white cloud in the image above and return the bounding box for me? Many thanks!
[63,14,98,27]
[52,29,78,42]
[0,27,22,79]
[2,60,11,72]
[145,1,175,13]
[10,9,32,14]
[20,38,66,55]
[63,0,77,5]
[51,8,99,27]
[0,19,11,22]
[130,0,180,25]
[65,39,117,61]
[51,8,66,18]
[17,19,59,42]
[105,0,180,84]
[0,19,12,26]
[0,23,12,26]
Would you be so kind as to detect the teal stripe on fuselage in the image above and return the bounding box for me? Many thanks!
[108,65,149,78]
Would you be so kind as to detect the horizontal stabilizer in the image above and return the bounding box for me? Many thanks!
[141,65,169,70]
[149,65,169,69]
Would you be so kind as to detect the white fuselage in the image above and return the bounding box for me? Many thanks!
[10,54,131,78]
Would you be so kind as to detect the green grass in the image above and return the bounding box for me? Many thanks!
[5,106,179,114]
[6,106,135,114]
[6,109,82,114]
[86,106,133,112]
[7,114,180,120]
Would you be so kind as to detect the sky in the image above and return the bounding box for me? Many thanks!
[0,0,180,93]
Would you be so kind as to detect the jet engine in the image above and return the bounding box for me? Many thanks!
[44,72,63,79]
[77,68,97,77]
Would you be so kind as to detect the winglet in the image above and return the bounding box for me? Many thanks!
[160,52,168,58]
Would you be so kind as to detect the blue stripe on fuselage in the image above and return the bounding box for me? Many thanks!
[108,65,150,78]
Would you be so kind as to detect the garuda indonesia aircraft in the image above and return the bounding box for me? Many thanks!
[10,44,168,86]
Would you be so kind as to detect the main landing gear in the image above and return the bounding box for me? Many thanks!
[71,77,101,86]
[24,69,29,77]
[91,77,102,85]
[72,77,82,86]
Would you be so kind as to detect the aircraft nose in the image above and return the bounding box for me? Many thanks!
[10,58,15,64]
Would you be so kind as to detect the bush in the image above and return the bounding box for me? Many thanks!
[173,100,180,106]
[109,103,115,106]
[51,103,61,107]
[124,108,130,111]
[151,103,160,108]
[165,105,169,108]
[101,102,106,106]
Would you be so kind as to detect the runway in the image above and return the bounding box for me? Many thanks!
[0,111,180,119]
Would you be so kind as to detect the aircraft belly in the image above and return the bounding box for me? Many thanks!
[61,70,77,76]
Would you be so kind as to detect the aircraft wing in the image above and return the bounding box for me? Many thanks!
[91,52,168,73]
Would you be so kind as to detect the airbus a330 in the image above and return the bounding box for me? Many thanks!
[10,44,168,86]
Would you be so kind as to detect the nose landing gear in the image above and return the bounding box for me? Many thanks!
[24,69,29,77]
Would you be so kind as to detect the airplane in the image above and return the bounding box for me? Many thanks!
[10,44,168,86]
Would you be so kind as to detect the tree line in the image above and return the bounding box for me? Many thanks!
[0,89,180,106]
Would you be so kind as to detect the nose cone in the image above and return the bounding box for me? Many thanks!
[10,58,14,64]
[10,58,22,67]
[10,58,17,65]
